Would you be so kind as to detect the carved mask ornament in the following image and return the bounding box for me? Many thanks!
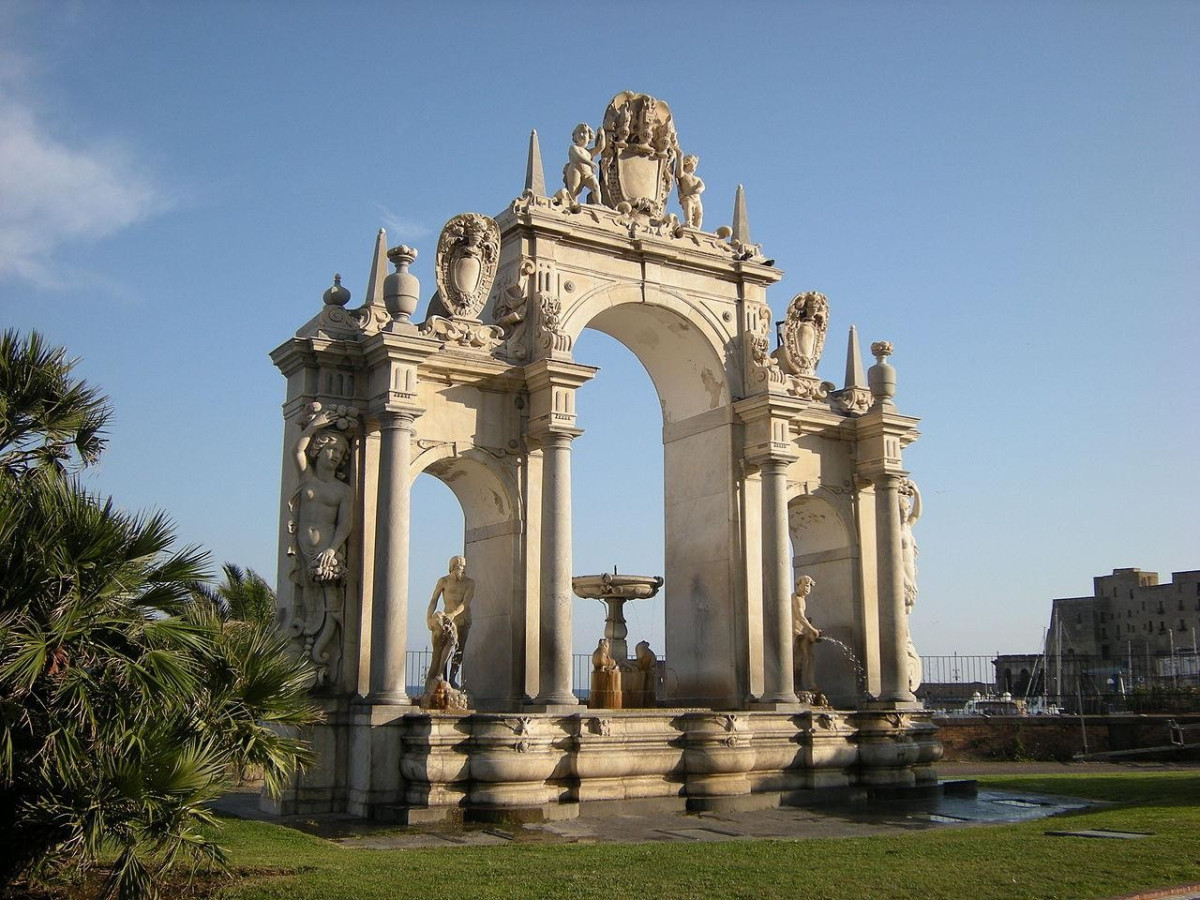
[599,91,679,218]
[434,213,500,319]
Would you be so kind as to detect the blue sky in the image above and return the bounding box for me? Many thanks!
[1,1,1196,660]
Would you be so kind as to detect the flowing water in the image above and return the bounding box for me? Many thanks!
[818,636,867,694]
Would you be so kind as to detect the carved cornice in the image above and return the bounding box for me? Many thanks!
[499,200,782,286]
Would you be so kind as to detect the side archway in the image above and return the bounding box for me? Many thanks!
[409,446,524,709]
[789,490,861,706]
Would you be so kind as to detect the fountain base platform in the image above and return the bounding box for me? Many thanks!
[263,700,942,822]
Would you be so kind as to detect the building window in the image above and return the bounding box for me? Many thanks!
[1129,589,1134,599]
[1076,613,1082,624]
[1180,620,1187,631]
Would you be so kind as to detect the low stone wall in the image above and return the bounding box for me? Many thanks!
[934,713,1200,762]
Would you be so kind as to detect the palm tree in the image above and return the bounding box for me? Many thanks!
[0,329,109,478]
[0,332,318,900]
[191,563,277,628]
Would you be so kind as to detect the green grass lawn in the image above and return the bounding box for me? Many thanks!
[213,772,1200,900]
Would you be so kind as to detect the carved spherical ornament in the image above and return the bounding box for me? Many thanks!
[780,291,830,376]
[599,91,679,218]
[434,213,500,319]
[322,273,351,307]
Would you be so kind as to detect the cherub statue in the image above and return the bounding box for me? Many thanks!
[792,574,822,694]
[676,154,705,229]
[555,123,606,207]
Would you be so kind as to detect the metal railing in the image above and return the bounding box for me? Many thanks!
[403,649,1200,713]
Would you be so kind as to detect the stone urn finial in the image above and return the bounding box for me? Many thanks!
[384,245,420,324]
[868,340,896,407]
[322,273,351,307]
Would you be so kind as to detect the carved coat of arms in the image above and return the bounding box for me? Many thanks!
[779,291,830,376]
[432,213,500,319]
[599,92,679,218]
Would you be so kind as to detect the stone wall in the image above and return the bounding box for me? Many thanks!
[934,713,1200,762]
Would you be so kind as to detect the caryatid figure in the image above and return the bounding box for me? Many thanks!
[425,555,475,689]
[288,402,357,688]
[792,574,822,694]
[899,478,922,613]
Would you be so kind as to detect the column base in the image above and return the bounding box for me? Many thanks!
[527,694,580,712]
[365,690,413,706]
[750,700,808,712]
[858,697,924,711]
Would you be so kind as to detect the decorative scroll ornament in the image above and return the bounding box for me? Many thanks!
[832,386,872,416]
[779,291,830,376]
[419,315,504,351]
[536,291,573,354]
[744,302,786,387]
[432,213,500,319]
[598,91,679,219]
[492,258,534,361]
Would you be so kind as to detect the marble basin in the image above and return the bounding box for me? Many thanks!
[572,572,664,600]
[573,572,664,662]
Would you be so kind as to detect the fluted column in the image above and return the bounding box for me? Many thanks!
[534,431,578,705]
[875,472,914,702]
[367,410,416,703]
[760,459,798,704]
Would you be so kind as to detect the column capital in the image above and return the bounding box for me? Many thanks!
[871,470,908,491]
[527,424,582,448]
[377,408,422,430]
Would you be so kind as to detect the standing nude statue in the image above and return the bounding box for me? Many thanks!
[288,403,356,687]
[792,574,822,694]
[899,478,922,613]
[676,154,705,229]
[555,123,606,207]
[425,555,475,689]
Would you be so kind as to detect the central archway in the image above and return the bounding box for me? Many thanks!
[564,282,749,706]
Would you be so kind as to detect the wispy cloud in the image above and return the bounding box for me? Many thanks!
[0,48,169,289]
[375,205,431,242]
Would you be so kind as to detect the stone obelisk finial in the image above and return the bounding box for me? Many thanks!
[525,129,546,196]
[844,325,867,390]
[364,228,388,309]
[731,183,750,246]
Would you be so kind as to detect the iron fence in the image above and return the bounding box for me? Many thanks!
[404,649,1200,713]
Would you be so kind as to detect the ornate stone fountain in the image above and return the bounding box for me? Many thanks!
[573,570,663,708]
[572,570,663,660]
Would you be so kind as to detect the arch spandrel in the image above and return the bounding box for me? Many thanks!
[561,281,738,423]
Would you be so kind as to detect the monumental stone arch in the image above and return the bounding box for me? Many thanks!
[268,92,940,821]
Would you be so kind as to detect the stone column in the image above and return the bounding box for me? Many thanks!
[534,431,578,705]
[367,410,416,704]
[760,459,798,704]
[874,472,914,702]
